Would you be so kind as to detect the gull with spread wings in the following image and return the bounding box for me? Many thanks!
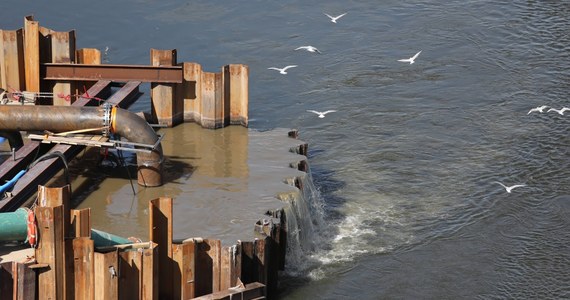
[398,50,422,64]
[268,65,298,74]
[307,110,337,118]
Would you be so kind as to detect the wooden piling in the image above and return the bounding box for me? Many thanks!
[0,29,25,92]
[200,71,224,129]
[150,49,182,127]
[149,197,173,299]
[223,64,249,127]
[182,62,203,123]
[73,237,95,300]
[50,30,76,106]
[23,16,40,92]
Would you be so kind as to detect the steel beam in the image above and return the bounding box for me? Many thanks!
[42,63,183,83]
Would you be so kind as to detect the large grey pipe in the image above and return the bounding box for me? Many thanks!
[0,105,163,187]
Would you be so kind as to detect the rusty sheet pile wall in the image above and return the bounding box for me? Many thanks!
[0,186,279,299]
[0,16,248,129]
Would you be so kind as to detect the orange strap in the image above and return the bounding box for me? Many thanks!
[25,208,37,248]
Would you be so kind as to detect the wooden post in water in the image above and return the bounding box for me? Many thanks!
[172,240,196,299]
[149,197,173,299]
[94,250,119,300]
[23,16,40,92]
[0,29,25,92]
[200,72,224,129]
[223,64,249,127]
[150,49,182,127]
[181,62,203,123]
[51,30,76,106]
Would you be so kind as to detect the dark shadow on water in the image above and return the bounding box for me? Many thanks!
[56,148,195,207]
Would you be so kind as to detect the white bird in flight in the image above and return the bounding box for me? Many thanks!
[398,50,422,64]
[268,65,298,74]
[527,105,548,114]
[547,107,570,115]
[494,181,526,193]
[324,12,347,23]
[307,110,337,118]
[295,46,322,54]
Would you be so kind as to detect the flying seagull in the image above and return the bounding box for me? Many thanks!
[494,181,526,193]
[295,46,322,54]
[547,107,570,115]
[268,65,298,74]
[324,12,347,23]
[307,110,337,118]
[527,105,549,114]
[397,50,422,64]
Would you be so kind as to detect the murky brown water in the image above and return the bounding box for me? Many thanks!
[72,124,306,245]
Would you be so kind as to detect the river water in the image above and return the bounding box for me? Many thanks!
[2,1,570,299]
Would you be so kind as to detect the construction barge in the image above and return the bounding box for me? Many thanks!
[0,17,311,299]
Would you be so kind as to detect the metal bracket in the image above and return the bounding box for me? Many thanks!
[102,103,112,136]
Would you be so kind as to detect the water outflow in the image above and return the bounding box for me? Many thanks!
[281,166,328,275]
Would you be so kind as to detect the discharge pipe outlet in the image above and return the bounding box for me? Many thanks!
[0,105,163,186]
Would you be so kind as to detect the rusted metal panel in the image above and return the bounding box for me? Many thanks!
[94,250,119,300]
[72,80,112,106]
[0,29,25,92]
[149,197,174,299]
[35,205,65,300]
[24,16,40,92]
[182,62,202,123]
[105,81,141,108]
[42,63,183,83]
[224,64,249,127]
[73,237,95,300]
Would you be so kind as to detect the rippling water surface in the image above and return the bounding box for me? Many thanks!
[2,1,570,298]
